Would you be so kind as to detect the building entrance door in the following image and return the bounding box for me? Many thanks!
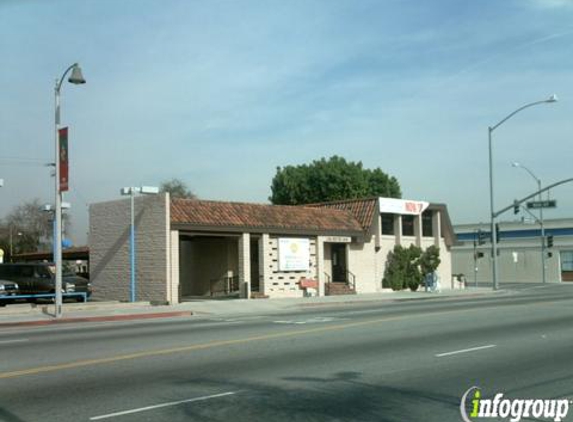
[331,244,347,282]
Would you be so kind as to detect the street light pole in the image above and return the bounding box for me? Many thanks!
[54,63,85,318]
[512,162,546,284]
[488,94,557,291]
[120,186,159,302]
[130,188,136,302]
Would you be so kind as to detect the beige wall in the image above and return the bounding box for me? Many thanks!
[89,193,171,302]
[453,244,562,284]
[348,209,453,293]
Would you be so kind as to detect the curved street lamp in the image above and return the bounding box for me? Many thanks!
[54,63,86,318]
[512,162,546,285]
[488,94,557,291]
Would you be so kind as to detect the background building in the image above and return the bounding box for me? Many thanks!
[452,218,573,284]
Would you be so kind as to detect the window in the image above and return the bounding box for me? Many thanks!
[402,215,415,236]
[422,211,433,237]
[561,251,573,272]
[381,213,394,235]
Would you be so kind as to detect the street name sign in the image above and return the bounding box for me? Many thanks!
[526,200,557,209]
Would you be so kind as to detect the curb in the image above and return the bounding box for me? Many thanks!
[297,291,502,308]
[0,311,193,328]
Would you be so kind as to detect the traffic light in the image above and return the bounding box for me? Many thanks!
[495,223,501,243]
[477,229,486,245]
[513,200,520,215]
[547,235,554,248]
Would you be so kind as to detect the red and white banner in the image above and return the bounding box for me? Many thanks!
[59,127,69,192]
[379,198,429,215]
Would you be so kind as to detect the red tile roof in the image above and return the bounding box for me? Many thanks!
[170,199,363,235]
[307,197,378,231]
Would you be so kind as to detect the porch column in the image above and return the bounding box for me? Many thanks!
[432,211,442,247]
[168,230,180,304]
[316,236,325,296]
[238,232,251,298]
[414,215,423,247]
[374,213,382,251]
[259,233,270,295]
[394,215,403,245]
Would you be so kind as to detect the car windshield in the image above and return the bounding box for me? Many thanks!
[37,266,54,278]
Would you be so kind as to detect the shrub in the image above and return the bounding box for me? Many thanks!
[382,245,440,291]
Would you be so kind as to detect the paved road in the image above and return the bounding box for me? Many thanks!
[1,284,572,422]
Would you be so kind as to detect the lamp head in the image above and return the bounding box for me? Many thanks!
[511,162,521,168]
[68,63,86,85]
[546,94,558,103]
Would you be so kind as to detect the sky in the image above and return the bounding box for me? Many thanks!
[1,0,573,245]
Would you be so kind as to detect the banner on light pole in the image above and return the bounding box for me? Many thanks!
[59,127,69,192]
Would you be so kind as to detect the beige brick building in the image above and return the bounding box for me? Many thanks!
[89,195,455,303]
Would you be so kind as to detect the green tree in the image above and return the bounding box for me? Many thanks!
[159,178,196,199]
[270,156,401,205]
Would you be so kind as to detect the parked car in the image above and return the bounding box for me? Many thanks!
[0,263,92,301]
[0,279,19,306]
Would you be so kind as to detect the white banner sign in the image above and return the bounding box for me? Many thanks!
[379,198,429,215]
[278,238,310,271]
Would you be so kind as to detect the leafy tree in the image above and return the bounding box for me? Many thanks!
[0,198,71,259]
[382,245,440,291]
[159,178,196,199]
[270,156,401,205]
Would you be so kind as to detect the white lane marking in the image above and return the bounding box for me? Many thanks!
[273,317,339,325]
[0,339,29,345]
[436,344,496,358]
[90,391,238,420]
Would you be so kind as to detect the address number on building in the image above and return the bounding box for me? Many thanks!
[323,236,351,243]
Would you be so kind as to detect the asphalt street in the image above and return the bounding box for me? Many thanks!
[1,284,572,422]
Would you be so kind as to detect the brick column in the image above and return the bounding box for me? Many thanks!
[238,233,251,298]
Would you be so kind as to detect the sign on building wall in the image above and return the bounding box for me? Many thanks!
[379,197,429,215]
[323,236,352,243]
[278,238,310,271]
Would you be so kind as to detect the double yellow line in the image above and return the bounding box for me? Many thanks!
[2,297,568,380]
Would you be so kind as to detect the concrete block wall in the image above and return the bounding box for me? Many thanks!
[89,193,170,302]
[263,236,317,298]
[453,244,562,284]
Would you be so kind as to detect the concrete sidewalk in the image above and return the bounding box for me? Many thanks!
[0,287,500,327]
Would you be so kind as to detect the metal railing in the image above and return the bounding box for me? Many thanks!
[209,276,240,297]
[0,292,88,303]
[346,270,356,290]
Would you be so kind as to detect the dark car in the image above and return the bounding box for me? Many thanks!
[0,263,91,301]
[0,279,19,306]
